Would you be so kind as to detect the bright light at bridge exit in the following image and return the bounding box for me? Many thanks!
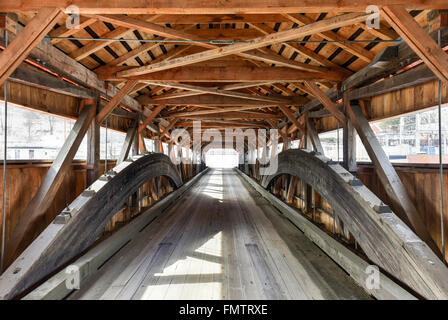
[205,149,239,168]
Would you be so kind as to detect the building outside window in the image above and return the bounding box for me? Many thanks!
[318,103,448,164]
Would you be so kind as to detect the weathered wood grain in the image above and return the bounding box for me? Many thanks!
[0,153,182,300]
[261,149,448,299]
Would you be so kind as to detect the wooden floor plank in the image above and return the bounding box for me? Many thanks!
[73,169,371,300]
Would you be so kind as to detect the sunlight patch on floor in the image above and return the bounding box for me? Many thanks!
[140,232,224,300]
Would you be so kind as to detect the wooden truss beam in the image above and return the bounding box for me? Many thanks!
[139,94,309,107]
[3,104,96,267]
[86,96,101,187]
[165,105,275,117]
[176,121,268,129]
[342,95,357,172]
[142,81,306,105]
[91,15,326,76]
[5,1,448,14]
[248,22,352,77]
[138,105,164,133]
[104,44,192,74]
[117,121,138,164]
[161,119,179,139]
[381,5,448,83]
[282,13,376,63]
[69,14,165,61]
[151,82,274,100]
[179,111,284,120]
[0,21,158,132]
[278,106,306,135]
[348,103,440,257]
[9,64,95,99]
[306,117,324,154]
[100,66,344,82]
[90,14,213,48]
[69,27,131,61]
[0,7,63,85]
[138,132,147,153]
[238,49,330,73]
[290,27,448,123]
[116,12,368,77]
[304,81,346,123]
[48,16,97,44]
[96,80,138,124]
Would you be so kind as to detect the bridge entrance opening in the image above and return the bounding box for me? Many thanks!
[205,149,239,168]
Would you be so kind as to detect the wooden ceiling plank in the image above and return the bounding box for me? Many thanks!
[289,82,315,96]
[88,15,324,75]
[69,26,131,61]
[49,16,97,44]
[248,22,352,76]
[69,14,161,61]
[89,14,216,49]
[103,42,161,67]
[283,13,375,62]
[355,22,398,41]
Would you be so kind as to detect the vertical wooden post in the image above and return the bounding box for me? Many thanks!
[286,176,297,204]
[131,128,139,156]
[86,96,100,187]
[168,141,174,162]
[117,120,138,164]
[139,133,147,153]
[306,117,324,154]
[305,184,313,215]
[342,92,357,172]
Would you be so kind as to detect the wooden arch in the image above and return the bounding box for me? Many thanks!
[261,149,448,299]
[0,153,182,300]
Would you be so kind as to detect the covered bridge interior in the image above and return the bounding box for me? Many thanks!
[0,1,448,300]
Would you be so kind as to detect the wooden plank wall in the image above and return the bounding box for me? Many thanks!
[249,163,448,262]
[0,81,136,136]
[0,160,198,261]
[357,164,448,261]
[317,78,448,132]
[0,160,115,251]
[0,81,80,119]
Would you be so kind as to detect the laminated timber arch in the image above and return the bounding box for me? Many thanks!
[261,149,448,300]
[0,153,182,300]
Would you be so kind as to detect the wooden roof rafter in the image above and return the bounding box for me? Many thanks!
[6,4,442,142]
